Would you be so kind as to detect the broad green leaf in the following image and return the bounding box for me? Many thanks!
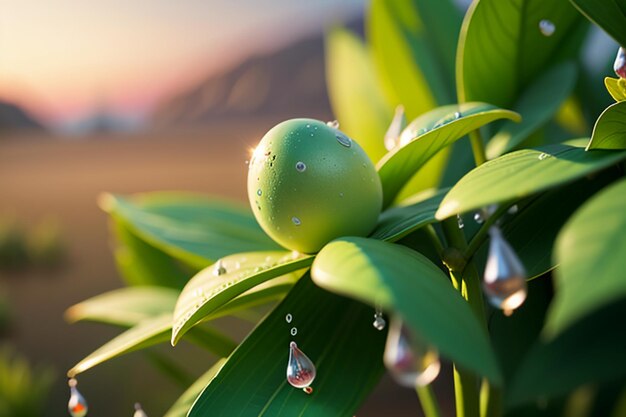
[508,299,626,407]
[67,315,235,377]
[436,140,626,219]
[605,77,626,102]
[172,251,313,345]
[164,359,227,417]
[145,351,195,388]
[367,0,460,116]
[325,26,391,163]
[569,0,626,47]
[546,178,626,335]
[458,0,583,108]
[487,62,578,159]
[100,193,280,269]
[378,103,520,207]
[113,219,192,289]
[65,287,178,327]
[370,188,447,241]
[586,102,626,150]
[189,276,386,417]
[311,237,501,383]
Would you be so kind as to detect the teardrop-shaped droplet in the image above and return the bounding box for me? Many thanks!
[384,105,406,151]
[614,47,626,79]
[539,19,555,36]
[483,226,528,314]
[286,341,316,389]
[373,314,386,331]
[383,317,440,387]
[133,403,148,417]
[68,380,88,417]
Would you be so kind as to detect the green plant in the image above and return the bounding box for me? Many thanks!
[66,0,626,416]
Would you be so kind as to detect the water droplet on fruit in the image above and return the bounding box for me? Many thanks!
[257,189,262,196]
[539,19,555,36]
[614,47,626,78]
[295,161,307,172]
[483,227,527,314]
[335,133,352,148]
[286,342,316,389]
[384,317,440,387]
[291,217,301,226]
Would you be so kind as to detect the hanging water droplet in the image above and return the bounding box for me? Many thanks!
[454,111,462,119]
[291,216,301,226]
[373,314,386,331]
[508,204,519,215]
[295,161,307,172]
[384,105,406,151]
[213,259,227,276]
[326,120,340,129]
[483,226,528,314]
[286,341,316,389]
[384,317,441,387]
[474,212,485,224]
[68,379,88,417]
[335,133,352,148]
[286,313,293,323]
[457,214,464,229]
[539,19,555,36]
[614,47,626,79]
[134,403,148,417]
[257,189,262,196]
[290,327,298,336]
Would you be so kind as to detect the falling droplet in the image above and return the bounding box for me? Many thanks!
[213,259,227,276]
[454,111,462,119]
[291,327,298,336]
[384,105,406,151]
[384,317,440,387]
[68,379,88,417]
[286,341,316,389]
[483,226,528,314]
[291,216,301,226]
[539,19,555,36]
[457,214,464,229]
[614,47,626,79]
[134,403,148,417]
[286,313,293,323]
[295,161,307,172]
[257,189,262,196]
[326,120,340,129]
[335,133,352,148]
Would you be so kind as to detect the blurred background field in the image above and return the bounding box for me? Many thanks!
[0,1,440,415]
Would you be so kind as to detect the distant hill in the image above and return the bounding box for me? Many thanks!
[152,20,363,127]
[0,100,44,132]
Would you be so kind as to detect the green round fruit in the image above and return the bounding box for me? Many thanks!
[247,118,382,253]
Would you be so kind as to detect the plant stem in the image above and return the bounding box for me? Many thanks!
[424,224,445,258]
[463,204,510,264]
[469,130,487,166]
[416,385,442,417]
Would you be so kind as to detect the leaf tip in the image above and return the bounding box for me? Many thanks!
[435,200,459,220]
[97,192,117,212]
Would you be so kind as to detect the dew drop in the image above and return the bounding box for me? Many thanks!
[286,313,293,323]
[68,379,88,417]
[326,120,340,129]
[295,161,307,172]
[291,216,301,226]
[483,227,528,313]
[454,111,462,119]
[213,259,227,276]
[539,19,555,36]
[257,189,262,196]
[134,403,148,417]
[384,317,441,387]
[457,214,464,229]
[290,327,298,336]
[373,313,386,331]
[473,212,485,224]
[538,152,550,160]
[335,133,352,148]
[306,124,311,128]
[614,47,626,79]
[303,386,314,394]
[508,204,519,215]
[286,341,316,389]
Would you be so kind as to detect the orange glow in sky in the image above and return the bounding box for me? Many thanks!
[0,0,363,127]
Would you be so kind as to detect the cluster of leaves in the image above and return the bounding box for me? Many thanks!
[66,0,626,416]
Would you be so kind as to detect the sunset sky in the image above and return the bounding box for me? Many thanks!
[0,0,364,128]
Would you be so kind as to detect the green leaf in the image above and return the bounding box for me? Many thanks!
[311,237,501,383]
[508,299,626,407]
[325,26,391,163]
[436,140,626,219]
[569,0,626,47]
[172,251,314,345]
[367,0,461,116]
[586,101,626,150]
[370,188,447,242]
[164,359,227,417]
[546,178,626,335]
[100,193,280,269]
[67,315,236,377]
[189,276,386,417]
[605,77,626,102]
[65,287,178,327]
[458,0,583,108]
[378,103,520,207]
[486,62,578,159]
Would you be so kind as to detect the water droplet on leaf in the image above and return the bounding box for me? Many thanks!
[287,342,316,389]
[457,214,464,229]
[286,313,293,323]
[213,259,227,276]
[326,120,340,129]
[539,19,555,36]
[454,111,462,119]
[290,327,298,336]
